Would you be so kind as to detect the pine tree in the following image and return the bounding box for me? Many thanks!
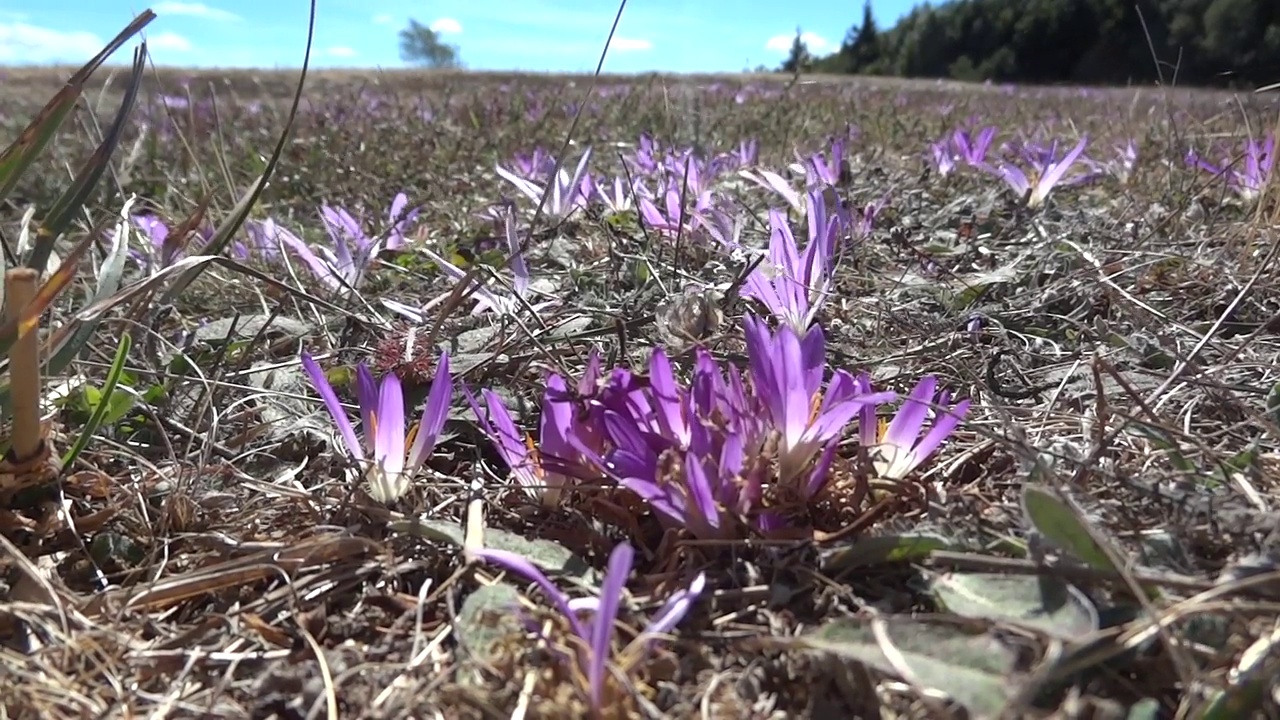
[781,28,813,73]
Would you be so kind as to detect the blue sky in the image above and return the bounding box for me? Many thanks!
[0,0,918,73]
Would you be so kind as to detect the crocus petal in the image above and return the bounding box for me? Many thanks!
[301,353,363,460]
[588,543,632,709]
[407,351,453,469]
[884,376,937,451]
[354,364,379,450]
[640,572,706,638]
[469,548,587,640]
[909,397,971,467]
[683,452,722,535]
[368,372,407,502]
[466,386,536,488]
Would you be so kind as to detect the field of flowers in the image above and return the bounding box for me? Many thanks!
[4,23,1280,720]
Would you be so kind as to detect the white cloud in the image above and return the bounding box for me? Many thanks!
[153,2,242,22]
[326,46,358,58]
[372,13,394,25]
[149,31,192,51]
[0,22,103,63]
[765,31,831,53]
[430,17,462,35]
[610,36,652,52]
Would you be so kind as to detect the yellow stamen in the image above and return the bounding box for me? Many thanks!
[405,420,420,454]
[808,392,823,424]
[525,433,544,477]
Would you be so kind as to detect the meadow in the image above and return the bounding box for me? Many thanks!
[3,24,1280,720]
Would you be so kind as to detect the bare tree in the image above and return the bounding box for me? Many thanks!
[399,20,461,68]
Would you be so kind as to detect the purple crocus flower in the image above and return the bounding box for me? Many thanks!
[388,207,559,321]
[587,174,634,215]
[468,542,705,714]
[739,168,804,214]
[742,194,837,333]
[570,348,760,539]
[384,192,421,252]
[1109,139,1139,184]
[280,197,416,292]
[496,147,593,219]
[631,133,661,174]
[127,213,214,269]
[930,140,957,177]
[978,135,1091,208]
[953,126,998,167]
[635,173,716,240]
[797,136,847,188]
[566,323,899,537]
[1187,134,1275,203]
[510,147,556,179]
[300,351,453,503]
[743,316,896,489]
[856,374,970,481]
[466,349,603,508]
[244,217,316,263]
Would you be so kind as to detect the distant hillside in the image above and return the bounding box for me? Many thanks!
[795,0,1280,88]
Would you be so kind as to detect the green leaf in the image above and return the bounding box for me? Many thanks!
[389,517,597,583]
[61,333,131,468]
[1126,698,1161,720]
[820,533,954,573]
[1021,484,1116,572]
[785,616,1018,717]
[27,45,148,276]
[929,572,1099,640]
[1210,441,1260,485]
[0,12,155,213]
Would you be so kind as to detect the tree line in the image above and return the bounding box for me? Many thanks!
[788,0,1280,87]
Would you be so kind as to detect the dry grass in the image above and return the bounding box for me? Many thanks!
[2,65,1280,719]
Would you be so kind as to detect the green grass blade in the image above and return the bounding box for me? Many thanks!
[0,11,155,210]
[61,332,131,469]
[27,44,148,276]
[41,200,135,379]
[161,2,316,302]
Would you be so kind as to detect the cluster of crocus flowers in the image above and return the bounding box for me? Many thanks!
[929,125,998,177]
[292,195,419,291]
[459,314,968,540]
[496,146,593,219]
[1186,133,1276,204]
[300,350,452,504]
[468,542,705,716]
[742,184,860,330]
[977,135,1095,208]
[421,319,972,540]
